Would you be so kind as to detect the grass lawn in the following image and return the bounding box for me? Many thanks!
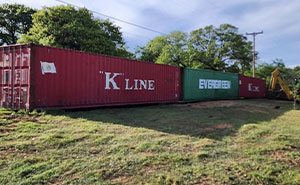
[0,99,299,184]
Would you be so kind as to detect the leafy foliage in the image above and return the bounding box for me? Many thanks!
[150,32,189,67]
[189,24,252,73]
[251,59,300,85]
[19,5,133,58]
[0,3,36,45]
[137,24,253,73]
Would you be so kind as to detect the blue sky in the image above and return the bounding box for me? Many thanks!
[2,0,300,68]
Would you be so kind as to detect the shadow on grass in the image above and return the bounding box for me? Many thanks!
[47,99,293,140]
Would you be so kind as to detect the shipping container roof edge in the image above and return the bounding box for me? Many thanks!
[0,43,180,69]
[0,43,32,49]
[239,74,266,81]
[184,67,239,75]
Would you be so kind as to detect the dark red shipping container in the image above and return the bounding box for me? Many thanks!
[239,75,266,98]
[0,44,181,110]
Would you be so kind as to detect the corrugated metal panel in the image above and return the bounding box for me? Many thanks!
[29,45,181,109]
[182,68,239,101]
[239,75,266,98]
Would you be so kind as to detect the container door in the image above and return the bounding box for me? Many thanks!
[0,46,30,109]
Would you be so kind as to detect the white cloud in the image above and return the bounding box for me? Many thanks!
[287,64,300,69]
[236,1,300,35]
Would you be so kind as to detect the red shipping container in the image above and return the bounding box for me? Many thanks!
[239,75,266,98]
[0,44,181,110]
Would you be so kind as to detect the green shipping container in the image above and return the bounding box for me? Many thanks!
[182,68,239,101]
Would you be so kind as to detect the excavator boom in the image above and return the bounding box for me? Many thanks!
[268,69,293,100]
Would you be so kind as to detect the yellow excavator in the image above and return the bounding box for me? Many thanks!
[268,68,297,100]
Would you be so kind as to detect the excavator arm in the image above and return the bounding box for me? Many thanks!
[268,69,293,100]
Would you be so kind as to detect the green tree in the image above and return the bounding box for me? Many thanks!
[0,3,36,45]
[156,32,189,67]
[19,5,133,58]
[136,36,168,63]
[137,24,253,72]
[188,24,252,73]
[136,31,189,67]
[293,66,300,76]
[251,62,276,83]
[254,59,298,85]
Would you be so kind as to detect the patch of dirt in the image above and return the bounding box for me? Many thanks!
[0,147,29,159]
[53,171,83,185]
[0,150,12,159]
[178,100,239,109]
[270,100,291,104]
[194,177,222,185]
[138,150,160,157]
[242,108,269,114]
[271,151,299,166]
[199,123,233,131]
[176,100,279,109]
[143,164,165,175]
[177,143,195,154]
[176,100,284,115]
[109,174,133,184]
[1,113,37,122]
[0,127,12,133]
[214,123,232,129]
[0,113,48,126]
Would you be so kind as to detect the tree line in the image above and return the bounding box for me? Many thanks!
[1,3,299,84]
[136,25,252,73]
[0,3,133,58]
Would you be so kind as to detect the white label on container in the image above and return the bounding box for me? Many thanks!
[248,83,260,92]
[199,79,231,89]
[100,71,155,91]
[41,61,56,75]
